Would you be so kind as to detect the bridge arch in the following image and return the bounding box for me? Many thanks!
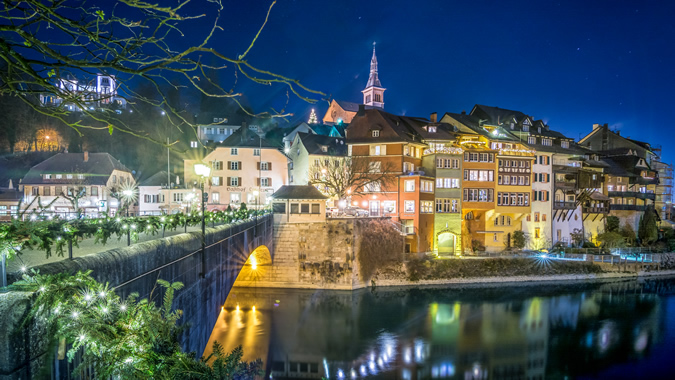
[233,244,273,286]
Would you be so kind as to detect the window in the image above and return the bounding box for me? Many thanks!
[374,146,381,155]
[273,203,286,214]
[535,228,541,239]
[374,93,381,102]
[366,95,371,103]
[261,178,270,187]
[212,193,220,203]
[229,161,240,170]
[404,180,415,192]
[205,127,213,134]
[372,130,380,137]
[251,148,260,157]
[290,203,299,214]
[421,180,434,193]
[383,201,396,214]
[230,193,241,204]
[301,204,310,213]
[403,162,415,173]
[528,136,536,144]
[542,138,552,146]
[542,214,547,221]
[218,128,225,134]
[31,187,39,196]
[428,126,437,133]
[55,186,62,195]
[173,193,184,202]
[44,174,52,179]
[534,212,540,222]
[465,169,493,182]
[260,162,270,171]
[369,161,382,173]
[311,204,320,214]
[420,201,433,213]
[436,198,460,213]
[494,233,499,242]
[66,174,73,179]
[229,177,239,186]
[91,187,98,196]
[43,187,50,196]
[404,200,415,213]
[231,148,238,155]
[212,161,223,170]
[191,141,198,148]
[211,177,220,186]
[464,188,494,202]
[561,140,569,148]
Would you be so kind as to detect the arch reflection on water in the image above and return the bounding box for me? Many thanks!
[205,278,671,379]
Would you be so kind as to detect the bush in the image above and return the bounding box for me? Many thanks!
[356,219,404,281]
[405,257,604,282]
[471,239,485,253]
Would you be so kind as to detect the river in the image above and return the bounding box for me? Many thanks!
[204,277,675,379]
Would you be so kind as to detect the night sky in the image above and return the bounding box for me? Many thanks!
[189,0,675,162]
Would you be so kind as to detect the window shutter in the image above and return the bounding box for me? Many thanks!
[238,177,242,185]
[268,162,272,170]
[547,174,550,182]
[238,161,242,170]
[547,156,550,165]
[219,177,223,186]
[257,162,260,170]
[227,177,231,186]
[227,161,231,170]
[219,161,224,169]
[546,191,550,201]
[257,177,260,186]
[268,178,272,187]
[464,170,468,180]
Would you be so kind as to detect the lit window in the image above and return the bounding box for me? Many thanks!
[420,201,433,213]
[528,136,536,144]
[56,174,62,179]
[66,174,73,179]
[404,200,415,213]
[561,140,569,148]
[428,126,437,133]
[44,174,52,179]
[229,177,239,186]
[230,161,240,170]
[253,148,260,156]
[231,148,238,155]
[212,193,220,203]
[190,141,198,148]
[404,180,415,192]
[374,146,381,155]
[211,177,220,186]
[372,130,380,137]
[261,178,270,187]
[230,193,241,204]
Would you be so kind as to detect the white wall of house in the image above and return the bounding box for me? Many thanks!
[524,153,553,249]
[138,185,164,215]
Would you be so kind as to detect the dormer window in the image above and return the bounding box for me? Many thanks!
[561,140,569,149]
[321,146,328,153]
[542,138,552,146]
[527,136,536,144]
[372,130,380,137]
[523,125,529,132]
[510,123,514,130]
[428,126,437,133]
[538,127,541,133]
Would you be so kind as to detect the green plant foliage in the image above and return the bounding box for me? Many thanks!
[14,270,263,379]
[0,209,269,261]
[606,216,620,233]
[406,257,605,282]
[511,230,526,250]
[596,231,627,248]
[638,206,658,246]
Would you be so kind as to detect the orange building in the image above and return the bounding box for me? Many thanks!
[346,107,434,253]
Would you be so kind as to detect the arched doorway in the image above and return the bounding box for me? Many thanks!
[233,245,272,286]
[437,231,457,255]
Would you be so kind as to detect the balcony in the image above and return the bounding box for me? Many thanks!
[554,201,576,210]
[610,204,647,211]
[423,146,464,155]
[607,191,655,200]
[555,181,576,190]
[583,206,609,214]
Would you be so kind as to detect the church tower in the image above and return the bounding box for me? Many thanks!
[362,42,385,109]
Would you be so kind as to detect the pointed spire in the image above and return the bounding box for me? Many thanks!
[366,42,382,88]
[7,179,13,189]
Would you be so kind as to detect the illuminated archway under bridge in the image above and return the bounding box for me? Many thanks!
[232,245,273,285]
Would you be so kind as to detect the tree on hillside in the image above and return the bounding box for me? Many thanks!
[308,157,397,201]
[638,206,658,246]
[0,0,323,151]
[606,215,620,233]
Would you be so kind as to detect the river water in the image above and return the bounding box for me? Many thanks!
[204,277,675,379]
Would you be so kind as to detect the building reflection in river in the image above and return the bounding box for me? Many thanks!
[204,281,664,379]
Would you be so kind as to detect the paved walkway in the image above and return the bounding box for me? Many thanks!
[7,225,209,273]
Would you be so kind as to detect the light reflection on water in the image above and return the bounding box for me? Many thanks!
[205,278,675,379]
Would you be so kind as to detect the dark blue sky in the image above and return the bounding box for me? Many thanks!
[196,0,675,162]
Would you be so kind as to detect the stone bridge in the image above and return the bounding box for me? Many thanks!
[0,214,274,379]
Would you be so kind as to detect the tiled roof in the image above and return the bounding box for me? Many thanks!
[139,171,169,187]
[297,132,348,156]
[271,185,328,200]
[346,108,429,144]
[217,125,279,149]
[22,153,131,185]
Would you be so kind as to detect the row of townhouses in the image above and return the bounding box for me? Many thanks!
[5,46,672,255]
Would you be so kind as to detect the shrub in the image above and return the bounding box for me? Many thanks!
[356,219,404,281]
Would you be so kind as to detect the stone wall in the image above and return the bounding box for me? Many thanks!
[0,215,273,379]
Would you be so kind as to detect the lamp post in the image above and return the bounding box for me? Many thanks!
[194,163,211,278]
[121,187,136,246]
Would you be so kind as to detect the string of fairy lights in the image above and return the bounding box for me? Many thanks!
[0,208,269,262]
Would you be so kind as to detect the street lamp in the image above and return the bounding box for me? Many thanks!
[194,163,211,278]
[120,185,137,245]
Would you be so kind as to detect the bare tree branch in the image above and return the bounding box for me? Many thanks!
[308,156,397,200]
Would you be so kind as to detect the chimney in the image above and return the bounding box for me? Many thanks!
[461,110,466,115]
[84,151,89,162]
[357,104,366,116]
[430,112,437,123]
[592,123,600,130]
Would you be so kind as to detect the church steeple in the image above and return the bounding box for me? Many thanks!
[362,42,385,109]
